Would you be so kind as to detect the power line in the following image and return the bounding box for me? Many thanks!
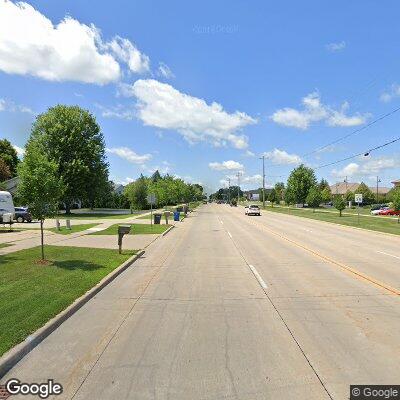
[314,135,400,170]
[302,105,400,158]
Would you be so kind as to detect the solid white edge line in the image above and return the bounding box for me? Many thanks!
[376,250,400,260]
[227,231,232,238]
[249,264,268,289]
[220,220,224,224]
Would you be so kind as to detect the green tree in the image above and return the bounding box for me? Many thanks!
[30,105,108,213]
[356,182,374,205]
[318,178,330,191]
[345,190,354,203]
[0,138,19,177]
[274,182,285,203]
[321,186,332,203]
[17,141,63,260]
[284,188,294,205]
[125,175,148,210]
[268,188,278,207]
[0,158,11,181]
[391,188,400,223]
[333,196,346,216]
[286,164,317,205]
[306,187,322,212]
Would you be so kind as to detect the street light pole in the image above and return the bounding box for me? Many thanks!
[376,176,381,203]
[236,172,241,204]
[259,155,266,209]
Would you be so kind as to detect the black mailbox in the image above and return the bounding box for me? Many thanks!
[118,225,131,253]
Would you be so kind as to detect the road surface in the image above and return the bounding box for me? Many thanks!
[2,204,400,399]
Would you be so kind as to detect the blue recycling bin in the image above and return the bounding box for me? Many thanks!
[173,211,180,221]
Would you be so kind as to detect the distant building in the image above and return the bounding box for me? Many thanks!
[113,183,125,195]
[244,188,272,200]
[330,182,391,196]
[391,179,400,189]
[3,176,19,195]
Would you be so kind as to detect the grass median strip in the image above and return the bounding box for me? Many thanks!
[0,246,136,357]
[47,223,99,235]
[90,223,171,235]
[52,213,134,220]
[265,206,400,236]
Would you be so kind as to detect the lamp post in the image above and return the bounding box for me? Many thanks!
[259,155,266,209]
[376,176,381,203]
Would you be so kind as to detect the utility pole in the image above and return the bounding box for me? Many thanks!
[228,178,231,204]
[236,172,241,204]
[376,176,381,203]
[259,155,266,209]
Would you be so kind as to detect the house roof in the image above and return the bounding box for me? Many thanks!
[330,182,391,195]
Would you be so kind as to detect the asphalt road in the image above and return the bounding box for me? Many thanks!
[2,204,400,399]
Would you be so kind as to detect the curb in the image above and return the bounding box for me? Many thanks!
[162,225,175,236]
[0,250,145,378]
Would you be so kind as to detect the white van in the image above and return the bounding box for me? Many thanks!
[0,191,15,223]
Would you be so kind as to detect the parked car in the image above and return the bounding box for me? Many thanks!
[14,207,32,223]
[245,204,261,216]
[371,206,390,215]
[378,209,400,216]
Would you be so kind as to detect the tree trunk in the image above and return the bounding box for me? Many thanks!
[65,203,71,215]
[40,219,45,260]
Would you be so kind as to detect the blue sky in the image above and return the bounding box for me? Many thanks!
[1,0,400,194]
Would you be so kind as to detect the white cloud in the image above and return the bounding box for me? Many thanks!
[243,150,255,157]
[380,83,400,103]
[263,148,301,165]
[127,79,256,149]
[270,92,368,130]
[0,1,150,84]
[105,36,150,74]
[12,144,25,157]
[332,156,400,178]
[209,160,244,171]
[157,62,174,79]
[106,147,152,164]
[96,103,135,120]
[223,173,263,188]
[326,41,346,52]
[0,98,34,114]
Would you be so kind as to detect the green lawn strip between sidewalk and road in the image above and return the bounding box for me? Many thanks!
[89,223,171,235]
[52,213,134,220]
[0,246,137,357]
[0,243,13,249]
[265,206,400,236]
[47,223,99,235]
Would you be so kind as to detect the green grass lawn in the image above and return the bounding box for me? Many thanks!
[265,206,400,236]
[52,213,134,220]
[0,246,136,357]
[90,223,171,235]
[47,223,99,235]
[0,243,12,249]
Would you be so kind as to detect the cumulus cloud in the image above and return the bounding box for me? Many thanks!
[209,160,244,171]
[126,79,256,149]
[263,148,301,165]
[380,83,400,103]
[0,1,150,84]
[13,144,25,157]
[157,62,174,79]
[106,147,152,164]
[105,37,150,74]
[96,103,135,120]
[0,98,33,114]
[332,156,400,178]
[326,41,346,52]
[270,92,368,130]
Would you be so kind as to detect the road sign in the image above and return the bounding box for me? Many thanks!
[147,194,156,205]
[355,193,363,204]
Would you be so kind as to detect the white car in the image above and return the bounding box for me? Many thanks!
[245,204,261,216]
[371,207,389,215]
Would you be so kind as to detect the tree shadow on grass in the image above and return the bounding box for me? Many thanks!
[52,259,104,271]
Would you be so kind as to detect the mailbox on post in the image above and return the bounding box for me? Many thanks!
[118,225,131,254]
